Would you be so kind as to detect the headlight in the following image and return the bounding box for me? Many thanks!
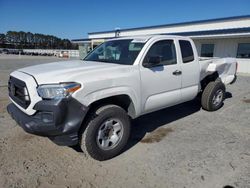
[37,82,81,99]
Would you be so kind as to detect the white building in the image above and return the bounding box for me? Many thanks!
[72,15,250,73]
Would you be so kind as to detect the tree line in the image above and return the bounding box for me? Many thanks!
[0,31,78,49]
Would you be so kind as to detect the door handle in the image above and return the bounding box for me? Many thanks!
[172,70,182,75]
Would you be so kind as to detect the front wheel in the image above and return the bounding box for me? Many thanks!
[201,81,225,111]
[80,105,131,161]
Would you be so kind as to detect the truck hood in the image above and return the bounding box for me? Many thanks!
[18,60,121,84]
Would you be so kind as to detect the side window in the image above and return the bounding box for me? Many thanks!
[143,40,177,66]
[179,40,194,63]
[237,43,250,58]
[201,44,214,57]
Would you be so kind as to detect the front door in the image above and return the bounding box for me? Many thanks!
[140,39,182,114]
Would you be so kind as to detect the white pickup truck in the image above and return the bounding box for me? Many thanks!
[7,35,237,160]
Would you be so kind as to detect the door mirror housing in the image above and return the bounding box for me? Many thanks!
[144,56,161,68]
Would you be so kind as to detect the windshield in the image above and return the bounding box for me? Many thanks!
[84,39,145,65]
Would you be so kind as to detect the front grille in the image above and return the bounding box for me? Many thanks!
[8,76,31,109]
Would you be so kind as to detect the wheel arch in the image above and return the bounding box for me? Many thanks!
[79,87,139,119]
[200,71,220,91]
[85,94,137,119]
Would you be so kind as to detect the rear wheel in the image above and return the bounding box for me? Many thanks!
[201,81,225,111]
[80,105,131,161]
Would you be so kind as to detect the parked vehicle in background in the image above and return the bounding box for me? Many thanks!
[0,48,78,57]
[2,49,9,54]
[58,51,69,58]
[7,35,237,160]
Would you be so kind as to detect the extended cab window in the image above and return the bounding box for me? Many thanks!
[179,40,194,63]
[84,39,145,65]
[143,40,177,66]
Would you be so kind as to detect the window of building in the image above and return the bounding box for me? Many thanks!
[179,40,194,63]
[237,43,250,58]
[201,44,215,57]
[143,40,177,66]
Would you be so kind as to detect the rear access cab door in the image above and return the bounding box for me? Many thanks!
[178,39,200,102]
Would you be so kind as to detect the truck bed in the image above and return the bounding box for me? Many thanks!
[199,57,237,85]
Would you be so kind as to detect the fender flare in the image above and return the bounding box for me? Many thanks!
[80,87,139,118]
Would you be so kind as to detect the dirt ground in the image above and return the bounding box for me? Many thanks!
[0,55,250,188]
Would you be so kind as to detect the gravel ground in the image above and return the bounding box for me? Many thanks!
[0,55,249,188]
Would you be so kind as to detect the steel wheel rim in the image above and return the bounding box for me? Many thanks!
[212,89,223,106]
[96,118,124,150]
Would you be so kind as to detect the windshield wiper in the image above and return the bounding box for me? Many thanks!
[83,59,119,64]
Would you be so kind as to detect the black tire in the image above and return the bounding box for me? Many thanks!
[80,105,131,161]
[201,81,225,111]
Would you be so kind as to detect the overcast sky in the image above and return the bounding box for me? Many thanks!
[0,0,250,39]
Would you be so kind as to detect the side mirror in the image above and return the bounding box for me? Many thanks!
[144,56,161,68]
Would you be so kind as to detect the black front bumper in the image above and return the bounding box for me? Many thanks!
[7,98,88,146]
